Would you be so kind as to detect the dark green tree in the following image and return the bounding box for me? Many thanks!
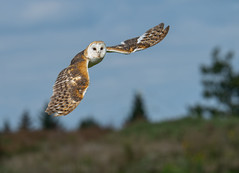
[18,110,32,131]
[188,104,204,118]
[39,103,61,130]
[78,117,100,130]
[2,120,11,133]
[189,48,239,117]
[126,92,148,124]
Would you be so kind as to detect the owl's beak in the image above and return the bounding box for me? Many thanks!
[97,52,101,57]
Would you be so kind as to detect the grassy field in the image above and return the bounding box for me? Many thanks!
[1,117,239,173]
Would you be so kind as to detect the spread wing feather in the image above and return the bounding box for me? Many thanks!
[45,63,89,116]
[46,23,169,117]
[106,23,169,54]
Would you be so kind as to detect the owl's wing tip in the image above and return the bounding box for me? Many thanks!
[45,109,52,115]
[165,25,170,31]
[45,106,57,116]
[159,23,164,27]
[45,109,64,117]
[54,113,64,117]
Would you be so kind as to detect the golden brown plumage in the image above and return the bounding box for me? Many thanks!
[46,52,89,116]
[106,23,169,54]
[46,24,170,116]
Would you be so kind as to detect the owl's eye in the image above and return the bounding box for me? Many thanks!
[92,47,96,51]
[100,47,104,50]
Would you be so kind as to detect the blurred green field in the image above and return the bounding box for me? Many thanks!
[1,117,239,173]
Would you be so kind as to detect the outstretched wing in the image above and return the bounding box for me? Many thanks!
[106,23,169,54]
[45,62,89,116]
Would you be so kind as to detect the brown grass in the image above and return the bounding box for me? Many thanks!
[1,117,239,173]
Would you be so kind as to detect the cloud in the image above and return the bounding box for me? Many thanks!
[22,1,62,23]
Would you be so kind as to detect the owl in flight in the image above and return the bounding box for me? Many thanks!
[46,23,170,116]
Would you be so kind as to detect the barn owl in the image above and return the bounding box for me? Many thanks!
[46,23,170,116]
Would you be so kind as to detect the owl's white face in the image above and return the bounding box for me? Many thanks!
[86,41,106,67]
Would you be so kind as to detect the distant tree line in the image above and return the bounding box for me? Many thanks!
[1,92,149,133]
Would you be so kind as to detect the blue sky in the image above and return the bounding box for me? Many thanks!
[1,0,239,130]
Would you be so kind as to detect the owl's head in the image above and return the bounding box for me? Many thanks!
[85,41,106,67]
[87,41,106,59]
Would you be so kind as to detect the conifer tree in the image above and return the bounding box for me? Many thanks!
[2,120,11,133]
[126,92,148,124]
[18,110,32,131]
[39,103,61,130]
